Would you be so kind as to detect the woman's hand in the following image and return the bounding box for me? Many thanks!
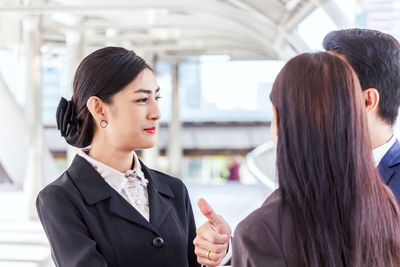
[193,198,232,266]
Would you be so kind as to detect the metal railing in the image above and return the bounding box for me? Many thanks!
[246,141,278,194]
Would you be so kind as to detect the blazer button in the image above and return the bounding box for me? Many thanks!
[152,237,164,248]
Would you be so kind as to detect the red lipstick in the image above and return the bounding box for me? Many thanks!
[144,127,156,134]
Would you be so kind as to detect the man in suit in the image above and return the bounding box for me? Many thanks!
[322,29,400,203]
[194,28,400,266]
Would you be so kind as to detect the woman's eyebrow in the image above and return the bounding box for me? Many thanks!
[134,87,160,94]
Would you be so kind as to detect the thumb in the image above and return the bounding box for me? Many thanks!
[198,198,222,226]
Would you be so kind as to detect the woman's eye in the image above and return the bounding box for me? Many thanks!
[136,98,148,103]
[155,96,162,101]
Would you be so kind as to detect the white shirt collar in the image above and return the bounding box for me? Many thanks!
[373,135,396,167]
[77,150,148,191]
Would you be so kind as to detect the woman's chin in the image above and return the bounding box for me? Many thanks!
[136,140,157,150]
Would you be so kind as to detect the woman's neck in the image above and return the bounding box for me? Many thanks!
[88,139,134,173]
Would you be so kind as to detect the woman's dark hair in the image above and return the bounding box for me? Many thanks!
[270,52,400,267]
[323,28,400,125]
[56,46,150,147]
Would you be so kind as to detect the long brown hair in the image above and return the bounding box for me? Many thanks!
[270,52,400,267]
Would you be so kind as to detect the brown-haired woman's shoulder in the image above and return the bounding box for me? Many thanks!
[232,189,297,267]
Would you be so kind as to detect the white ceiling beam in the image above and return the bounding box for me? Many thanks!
[283,0,316,30]
[0,0,299,59]
[0,0,336,59]
[41,11,279,58]
[224,0,308,54]
[313,0,353,28]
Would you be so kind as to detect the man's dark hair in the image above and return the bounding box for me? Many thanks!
[323,28,400,125]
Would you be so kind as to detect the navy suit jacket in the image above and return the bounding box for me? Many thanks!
[378,139,400,204]
[36,155,200,267]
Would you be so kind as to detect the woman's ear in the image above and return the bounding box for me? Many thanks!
[271,106,279,141]
[363,88,380,114]
[86,96,107,125]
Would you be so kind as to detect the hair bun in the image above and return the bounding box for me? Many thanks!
[56,97,81,146]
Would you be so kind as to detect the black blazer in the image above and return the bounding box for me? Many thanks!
[36,155,200,267]
[378,139,400,204]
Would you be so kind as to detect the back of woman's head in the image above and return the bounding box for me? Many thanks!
[270,52,400,267]
[56,46,150,147]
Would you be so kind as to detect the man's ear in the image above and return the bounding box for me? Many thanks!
[363,88,380,113]
[86,96,107,125]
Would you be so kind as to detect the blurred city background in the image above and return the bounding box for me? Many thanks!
[0,0,400,266]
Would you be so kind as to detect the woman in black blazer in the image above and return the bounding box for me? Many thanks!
[36,47,200,267]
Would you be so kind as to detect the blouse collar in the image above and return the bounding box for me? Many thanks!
[77,150,148,191]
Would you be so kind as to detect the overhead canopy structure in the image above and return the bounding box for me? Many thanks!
[0,0,351,61]
[0,0,351,192]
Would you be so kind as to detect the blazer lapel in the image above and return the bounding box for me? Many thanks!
[378,139,400,184]
[378,163,395,184]
[67,155,159,234]
[140,160,175,230]
[67,155,111,204]
[108,191,158,233]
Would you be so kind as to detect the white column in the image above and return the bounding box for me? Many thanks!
[141,52,160,169]
[22,16,43,219]
[66,30,83,164]
[167,61,182,177]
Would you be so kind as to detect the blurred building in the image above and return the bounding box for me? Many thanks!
[356,0,400,40]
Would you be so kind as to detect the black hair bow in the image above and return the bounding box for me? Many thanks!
[56,97,81,146]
